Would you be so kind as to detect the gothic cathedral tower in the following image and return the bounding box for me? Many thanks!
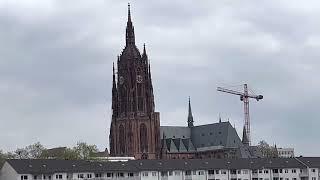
[109,4,160,159]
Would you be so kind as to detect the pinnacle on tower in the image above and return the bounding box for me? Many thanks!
[126,3,135,46]
[242,126,249,146]
[143,43,146,54]
[187,96,194,127]
[128,3,131,22]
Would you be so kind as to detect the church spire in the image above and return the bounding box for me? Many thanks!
[242,126,249,146]
[128,3,131,23]
[187,97,194,127]
[126,3,135,46]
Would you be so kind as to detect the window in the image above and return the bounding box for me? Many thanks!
[237,170,241,174]
[142,172,148,177]
[55,174,63,179]
[221,170,227,174]
[253,170,258,174]
[199,171,205,175]
[106,173,113,177]
[174,171,181,176]
[185,171,192,176]
[87,174,92,178]
[279,169,283,173]
[95,174,102,178]
[161,172,167,176]
[117,173,124,177]
[140,123,148,153]
[264,170,269,173]
[243,170,249,174]
[152,172,157,176]
[292,169,296,173]
[312,178,316,180]
[285,178,289,180]
[216,170,220,174]
[231,170,237,174]
[119,125,125,154]
[193,171,197,175]
[272,169,279,173]
[285,169,288,173]
[20,176,28,180]
[293,178,297,180]
[34,176,37,179]
[169,171,173,176]
[312,169,316,173]
[208,170,215,175]
[259,170,263,173]
[128,173,134,177]
[77,174,84,179]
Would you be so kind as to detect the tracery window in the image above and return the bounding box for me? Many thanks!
[119,125,125,154]
[140,123,148,152]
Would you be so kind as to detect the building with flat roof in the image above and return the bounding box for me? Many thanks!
[278,148,295,158]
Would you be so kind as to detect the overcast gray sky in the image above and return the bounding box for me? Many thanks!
[1,0,320,156]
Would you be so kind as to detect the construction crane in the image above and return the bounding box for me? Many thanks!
[217,84,263,145]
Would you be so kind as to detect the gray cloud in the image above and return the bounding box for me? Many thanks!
[0,0,319,156]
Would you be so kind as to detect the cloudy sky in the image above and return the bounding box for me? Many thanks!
[1,0,320,156]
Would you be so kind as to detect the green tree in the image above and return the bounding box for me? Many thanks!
[63,148,80,160]
[257,140,278,157]
[74,141,98,159]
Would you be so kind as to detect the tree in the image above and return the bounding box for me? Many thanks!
[26,142,45,159]
[63,148,80,160]
[74,141,98,159]
[14,142,45,159]
[0,150,5,168]
[257,140,278,158]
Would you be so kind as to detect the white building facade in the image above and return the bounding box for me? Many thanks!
[278,148,295,158]
[0,158,319,180]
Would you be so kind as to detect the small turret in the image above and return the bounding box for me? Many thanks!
[242,126,249,146]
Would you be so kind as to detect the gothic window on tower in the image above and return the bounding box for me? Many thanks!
[119,125,125,154]
[140,123,148,153]
[120,86,127,114]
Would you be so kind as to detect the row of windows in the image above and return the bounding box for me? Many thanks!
[20,169,317,180]
[23,175,52,180]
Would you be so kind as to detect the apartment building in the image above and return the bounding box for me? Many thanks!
[0,158,319,180]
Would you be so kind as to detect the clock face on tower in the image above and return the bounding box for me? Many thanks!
[119,76,124,85]
[136,75,143,83]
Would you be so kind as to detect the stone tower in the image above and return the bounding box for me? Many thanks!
[109,4,160,159]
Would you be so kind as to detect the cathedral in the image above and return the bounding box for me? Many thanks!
[109,5,260,160]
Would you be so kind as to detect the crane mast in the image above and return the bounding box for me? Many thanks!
[217,84,263,146]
